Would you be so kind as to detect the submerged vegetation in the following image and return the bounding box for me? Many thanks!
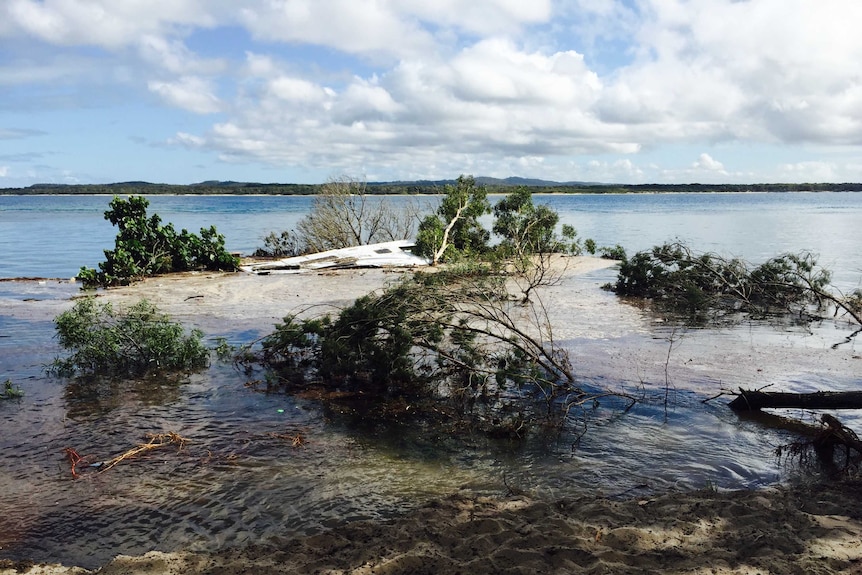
[52,297,209,377]
[248,265,632,436]
[1,379,24,400]
[612,241,862,326]
[78,195,238,288]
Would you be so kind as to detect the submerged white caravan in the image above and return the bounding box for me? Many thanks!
[241,240,430,274]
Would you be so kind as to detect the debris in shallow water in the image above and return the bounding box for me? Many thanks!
[99,432,188,473]
[62,432,188,478]
[268,431,305,448]
[62,446,85,479]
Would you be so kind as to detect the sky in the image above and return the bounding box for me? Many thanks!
[1,0,862,187]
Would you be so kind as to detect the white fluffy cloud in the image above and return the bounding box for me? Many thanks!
[148,76,222,114]
[693,153,724,172]
[0,0,218,48]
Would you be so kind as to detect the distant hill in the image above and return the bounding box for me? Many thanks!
[475,176,602,187]
[368,176,602,187]
[3,179,861,195]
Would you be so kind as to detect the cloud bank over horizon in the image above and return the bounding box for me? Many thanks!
[2,0,862,186]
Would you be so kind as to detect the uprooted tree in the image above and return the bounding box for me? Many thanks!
[246,266,632,436]
[614,241,862,472]
[78,195,238,288]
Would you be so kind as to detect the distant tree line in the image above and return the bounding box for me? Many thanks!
[3,181,862,196]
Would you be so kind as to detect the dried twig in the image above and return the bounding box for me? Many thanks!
[99,432,187,473]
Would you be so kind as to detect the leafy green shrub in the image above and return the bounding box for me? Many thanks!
[599,244,626,260]
[493,187,563,256]
[52,297,209,377]
[78,196,238,287]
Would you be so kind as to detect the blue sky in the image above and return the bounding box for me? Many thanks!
[1,0,861,187]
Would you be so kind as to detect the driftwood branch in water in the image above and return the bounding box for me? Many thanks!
[729,389,862,411]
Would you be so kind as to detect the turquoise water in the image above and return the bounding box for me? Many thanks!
[1,191,861,568]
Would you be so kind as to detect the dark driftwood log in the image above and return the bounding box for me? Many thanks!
[729,390,862,411]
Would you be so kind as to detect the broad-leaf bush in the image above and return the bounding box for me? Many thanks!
[52,297,209,377]
[78,196,238,287]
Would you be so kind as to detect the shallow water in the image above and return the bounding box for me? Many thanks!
[1,270,859,568]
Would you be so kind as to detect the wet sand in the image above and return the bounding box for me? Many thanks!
[3,481,862,574]
[3,256,862,574]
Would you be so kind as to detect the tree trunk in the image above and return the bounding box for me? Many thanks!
[729,389,862,411]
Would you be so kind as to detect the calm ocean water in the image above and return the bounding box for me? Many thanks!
[2,192,861,290]
[1,191,861,568]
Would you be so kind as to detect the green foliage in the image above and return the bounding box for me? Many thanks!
[415,175,491,264]
[253,267,598,429]
[493,187,567,256]
[599,244,626,260]
[78,196,238,287]
[613,242,858,324]
[492,188,589,259]
[415,216,448,261]
[1,379,24,400]
[253,230,306,257]
[52,297,209,377]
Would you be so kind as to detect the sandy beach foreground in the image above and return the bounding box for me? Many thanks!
[3,481,862,574]
[2,257,861,574]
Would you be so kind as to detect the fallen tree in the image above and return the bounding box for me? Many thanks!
[775,413,862,475]
[244,265,634,436]
[729,389,862,411]
[612,241,862,327]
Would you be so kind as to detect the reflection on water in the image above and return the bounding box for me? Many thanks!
[0,283,860,568]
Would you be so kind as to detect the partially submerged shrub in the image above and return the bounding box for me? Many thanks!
[78,195,238,287]
[52,297,209,377]
[613,241,861,325]
[1,379,24,400]
[599,244,626,261]
[249,267,630,433]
